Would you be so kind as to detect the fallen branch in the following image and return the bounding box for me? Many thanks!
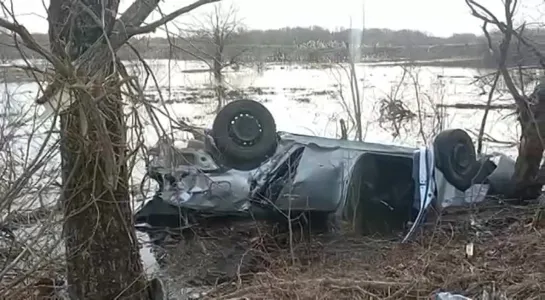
[436,103,516,110]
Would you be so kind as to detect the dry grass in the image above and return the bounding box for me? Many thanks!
[4,201,543,299]
[153,202,545,300]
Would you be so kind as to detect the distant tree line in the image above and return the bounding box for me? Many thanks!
[0,26,543,67]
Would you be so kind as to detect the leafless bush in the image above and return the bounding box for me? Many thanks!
[0,71,64,297]
[330,62,446,145]
[328,63,366,141]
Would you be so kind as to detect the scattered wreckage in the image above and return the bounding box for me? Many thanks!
[134,99,516,244]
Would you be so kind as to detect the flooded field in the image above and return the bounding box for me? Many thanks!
[3,59,521,152]
[128,60,520,155]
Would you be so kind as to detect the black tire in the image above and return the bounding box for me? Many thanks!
[212,100,277,170]
[433,129,480,191]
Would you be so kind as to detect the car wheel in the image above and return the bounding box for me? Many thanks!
[433,129,480,191]
[212,99,278,170]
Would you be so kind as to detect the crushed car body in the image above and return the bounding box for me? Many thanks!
[134,99,513,241]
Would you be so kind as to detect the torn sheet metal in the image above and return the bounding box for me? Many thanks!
[485,154,516,196]
[158,168,252,213]
[402,146,436,243]
[147,143,254,213]
[435,153,515,209]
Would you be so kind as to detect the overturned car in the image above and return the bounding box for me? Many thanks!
[134,99,511,243]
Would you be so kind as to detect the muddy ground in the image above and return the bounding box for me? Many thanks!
[149,200,545,300]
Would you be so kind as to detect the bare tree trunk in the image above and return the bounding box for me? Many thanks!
[49,0,149,298]
[214,58,224,112]
[214,26,225,113]
[345,42,363,141]
[60,83,149,299]
[512,87,545,199]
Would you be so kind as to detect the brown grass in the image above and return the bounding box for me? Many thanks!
[2,202,544,299]
[154,202,545,300]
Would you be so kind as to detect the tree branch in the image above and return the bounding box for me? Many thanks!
[466,0,545,69]
[0,18,67,74]
[113,0,220,46]
[467,0,524,103]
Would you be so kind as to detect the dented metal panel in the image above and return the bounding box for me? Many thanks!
[144,131,417,215]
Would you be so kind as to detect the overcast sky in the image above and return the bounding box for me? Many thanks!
[7,0,544,37]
